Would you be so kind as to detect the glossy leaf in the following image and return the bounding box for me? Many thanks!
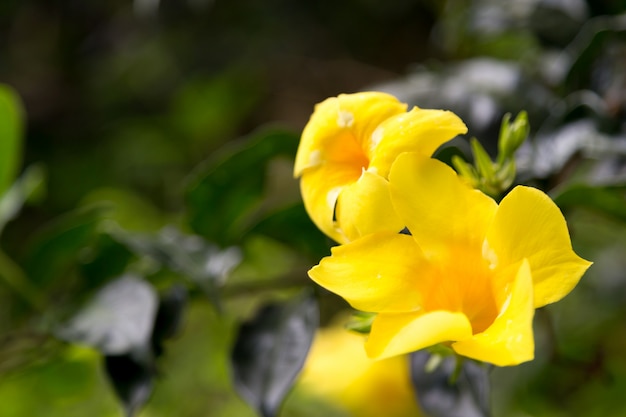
[231,290,319,417]
[0,84,24,197]
[112,226,241,307]
[58,275,158,356]
[411,350,491,417]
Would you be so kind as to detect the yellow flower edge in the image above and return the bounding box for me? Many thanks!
[308,152,592,366]
[297,317,423,417]
[294,92,467,244]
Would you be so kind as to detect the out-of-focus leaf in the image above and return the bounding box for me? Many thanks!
[150,284,188,356]
[344,311,376,334]
[373,58,554,153]
[185,127,299,246]
[0,84,24,197]
[24,203,112,288]
[80,187,166,232]
[170,71,264,154]
[231,290,319,417]
[517,119,626,179]
[564,14,626,91]
[0,164,46,234]
[105,354,154,417]
[111,226,241,307]
[553,184,626,222]
[246,203,330,261]
[411,350,491,417]
[58,275,158,357]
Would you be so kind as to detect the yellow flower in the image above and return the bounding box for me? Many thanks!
[297,318,422,417]
[294,92,467,244]
[309,153,592,366]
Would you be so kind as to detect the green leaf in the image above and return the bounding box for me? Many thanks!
[470,138,496,183]
[24,203,111,288]
[0,84,24,197]
[231,290,318,417]
[344,310,376,334]
[411,350,492,417]
[552,184,626,223]
[185,127,299,246]
[0,164,46,234]
[246,202,331,261]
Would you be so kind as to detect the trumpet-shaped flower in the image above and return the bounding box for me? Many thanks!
[294,92,467,244]
[309,153,592,366]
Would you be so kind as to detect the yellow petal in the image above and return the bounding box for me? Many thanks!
[299,163,355,244]
[369,107,467,177]
[452,260,535,366]
[485,186,592,308]
[366,311,473,359]
[308,233,427,313]
[389,153,498,258]
[294,92,406,176]
[335,170,405,241]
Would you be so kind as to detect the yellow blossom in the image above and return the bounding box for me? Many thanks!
[294,92,467,244]
[297,318,422,417]
[309,152,592,366]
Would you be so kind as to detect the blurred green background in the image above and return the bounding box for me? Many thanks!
[0,0,625,416]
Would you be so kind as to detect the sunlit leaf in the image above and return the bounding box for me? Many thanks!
[411,350,491,417]
[0,84,24,197]
[231,290,318,417]
[0,164,46,234]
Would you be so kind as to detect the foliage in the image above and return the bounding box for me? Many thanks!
[0,1,625,416]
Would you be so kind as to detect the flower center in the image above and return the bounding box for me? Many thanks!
[422,247,499,334]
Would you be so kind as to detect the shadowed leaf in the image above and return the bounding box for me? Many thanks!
[411,350,491,417]
[231,290,318,417]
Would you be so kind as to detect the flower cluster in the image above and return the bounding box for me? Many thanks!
[295,92,591,366]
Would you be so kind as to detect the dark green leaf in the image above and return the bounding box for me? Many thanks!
[185,127,299,245]
[58,275,158,356]
[105,354,154,417]
[552,184,626,222]
[411,350,492,417]
[0,84,24,197]
[24,203,112,288]
[246,202,331,261]
[231,290,319,417]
